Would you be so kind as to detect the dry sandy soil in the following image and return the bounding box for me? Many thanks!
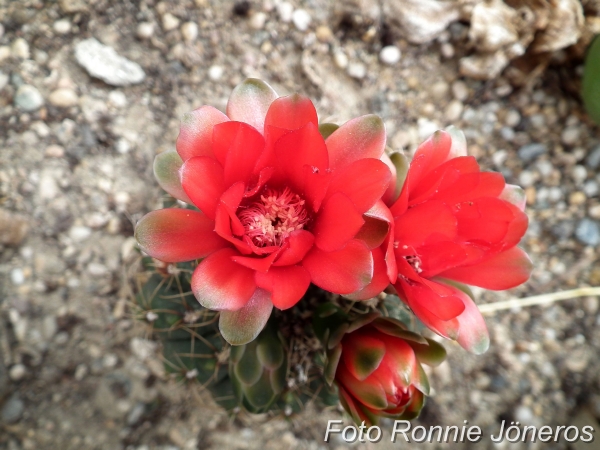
[1,0,600,449]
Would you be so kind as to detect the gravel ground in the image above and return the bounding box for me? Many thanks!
[1,1,599,449]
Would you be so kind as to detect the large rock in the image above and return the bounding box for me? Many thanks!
[74,38,145,86]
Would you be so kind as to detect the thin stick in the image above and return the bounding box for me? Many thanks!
[478,287,600,315]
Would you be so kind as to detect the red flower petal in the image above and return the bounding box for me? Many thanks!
[191,248,256,311]
[394,200,457,247]
[342,331,386,381]
[220,122,266,186]
[455,197,515,245]
[344,247,390,301]
[326,115,386,171]
[231,250,280,273]
[303,239,373,294]
[439,246,532,290]
[418,241,484,278]
[271,123,329,193]
[313,192,365,252]
[399,277,465,321]
[301,167,331,213]
[255,265,311,310]
[180,156,224,219]
[264,93,319,132]
[214,204,251,254]
[326,158,392,213]
[135,209,227,262]
[218,288,273,345]
[405,130,452,188]
[273,230,315,266]
[395,278,459,341]
[336,362,388,410]
[226,78,278,134]
[500,184,526,211]
[176,106,229,161]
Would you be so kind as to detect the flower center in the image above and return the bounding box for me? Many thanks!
[238,187,309,247]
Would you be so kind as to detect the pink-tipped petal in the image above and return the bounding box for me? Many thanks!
[326,115,386,170]
[439,246,532,290]
[405,130,452,188]
[255,265,311,310]
[176,106,229,161]
[135,209,227,262]
[191,248,256,311]
[455,289,489,354]
[180,156,225,219]
[153,150,192,203]
[313,192,365,252]
[303,239,373,294]
[342,331,386,381]
[326,158,392,213]
[219,288,273,345]
[226,78,278,134]
[445,125,468,158]
[500,184,527,211]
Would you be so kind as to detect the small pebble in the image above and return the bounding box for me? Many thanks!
[444,100,463,122]
[162,13,180,32]
[518,143,547,162]
[9,364,27,381]
[45,145,65,158]
[277,2,293,22]
[586,145,600,170]
[292,9,311,31]
[519,170,535,188]
[69,225,92,242]
[575,218,600,246]
[589,205,600,219]
[11,38,30,59]
[315,25,333,43]
[108,90,127,108]
[571,165,587,184]
[74,364,88,381]
[1,394,24,424]
[181,22,198,42]
[440,42,454,58]
[569,191,586,206]
[49,88,78,107]
[347,62,366,79]
[379,45,401,65]
[14,85,44,111]
[583,180,599,197]
[451,80,469,102]
[561,126,581,146]
[11,268,25,285]
[136,22,155,39]
[208,65,224,81]
[53,19,71,34]
[249,12,267,30]
[333,51,348,69]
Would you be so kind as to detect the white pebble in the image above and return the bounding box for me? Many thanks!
[9,364,27,381]
[108,90,127,108]
[181,21,198,42]
[571,165,587,184]
[53,19,71,34]
[208,65,224,80]
[347,62,366,79]
[561,126,580,146]
[116,138,131,154]
[11,268,25,285]
[451,80,469,102]
[162,13,180,32]
[292,9,311,31]
[492,149,507,167]
[444,99,463,122]
[137,22,155,39]
[69,225,92,242]
[519,170,535,188]
[49,88,79,107]
[379,45,401,65]
[74,364,88,381]
[277,2,293,22]
[45,145,65,158]
[440,42,454,58]
[11,38,30,59]
[333,51,348,69]
[249,12,267,30]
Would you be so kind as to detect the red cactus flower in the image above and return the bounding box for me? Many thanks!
[333,315,445,425]
[388,127,532,354]
[135,79,394,344]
